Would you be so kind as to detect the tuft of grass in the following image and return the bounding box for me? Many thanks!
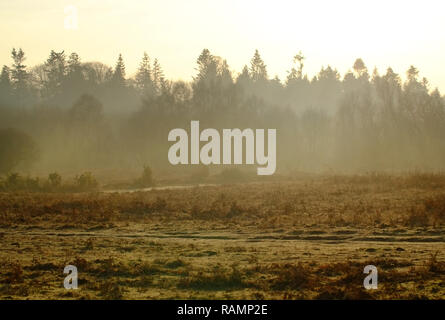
[269,263,312,290]
[99,280,123,299]
[178,267,245,291]
[164,259,187,269]
[425,251,445,274]
[406,194,445,227]
[6,262,24,284]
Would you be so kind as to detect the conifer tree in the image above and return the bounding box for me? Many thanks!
[249,49,268,82]
[152,58,165,95]
[135,52,153,95]
[112,54,126,86]
[11,48,28,92]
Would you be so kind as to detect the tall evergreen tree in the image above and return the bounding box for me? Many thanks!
[236,65,250,82]
[44,50,67,99]
[112,54,126,86]
[61,52,86,105]
[10,48,28,92]
[10,48,32,106]
[135,52,153,95]
[406,65,419,83]
[194,49,217,83]
[249,49,268,82]
[152,58,165,95]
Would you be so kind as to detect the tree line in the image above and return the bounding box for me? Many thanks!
[0,47,444,175]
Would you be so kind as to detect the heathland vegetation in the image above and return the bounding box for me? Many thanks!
[0,174,444,299]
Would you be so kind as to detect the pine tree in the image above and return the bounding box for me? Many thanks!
[44,50,67,98]
[63,52,86,104]
[112,54,126,86]
[353,58,368,78]
[406,65,419,82]
[135,52,153,94]
[250,49,268,82]
[218,58,233,86]
[383,68,401,87]
[67,52,82,76]
[10,48,28,91]
[152,58,165,95]
[194,49,217,83]
[287,51,305,84]
[236,65,251,88]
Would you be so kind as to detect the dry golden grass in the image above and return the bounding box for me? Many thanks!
[0,173,444,299]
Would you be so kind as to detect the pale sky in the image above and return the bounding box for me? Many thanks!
[1,0,444,91]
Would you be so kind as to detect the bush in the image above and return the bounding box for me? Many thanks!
[4,173,24,190]
[178,267,245,290]
[1,173,42,192]
[24,175,40,191]
[74,172,99,191]
[134,165,154,187]
[0,171,101,192]
[405,208,429,227]
[423,195,445,226]
[405,194,445,227]
[47,172,62,189]
[270,263,312,290]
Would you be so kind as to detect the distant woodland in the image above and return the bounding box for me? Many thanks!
[1,48,445,175]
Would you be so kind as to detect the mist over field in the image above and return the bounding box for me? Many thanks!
[1,47,445,182]
[0,1,445,302]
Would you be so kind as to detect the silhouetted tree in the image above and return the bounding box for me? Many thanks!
[112,54,126,86]
[135,52,154,97]
[236,65,251,85]
[10,48,31,105]
[287,51,305,83]
[83,61,112,85]
[250,49,268,82]
[43,50,66,100]
[1,46,445,173]
[353,58,368,78]
[152,58,166,95]
[67,53,82,75]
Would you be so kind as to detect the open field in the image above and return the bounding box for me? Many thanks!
[0,174,444,299]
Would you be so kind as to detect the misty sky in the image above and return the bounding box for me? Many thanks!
[1,0,444,90]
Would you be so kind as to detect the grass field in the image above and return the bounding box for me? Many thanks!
[0,173,444,299]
